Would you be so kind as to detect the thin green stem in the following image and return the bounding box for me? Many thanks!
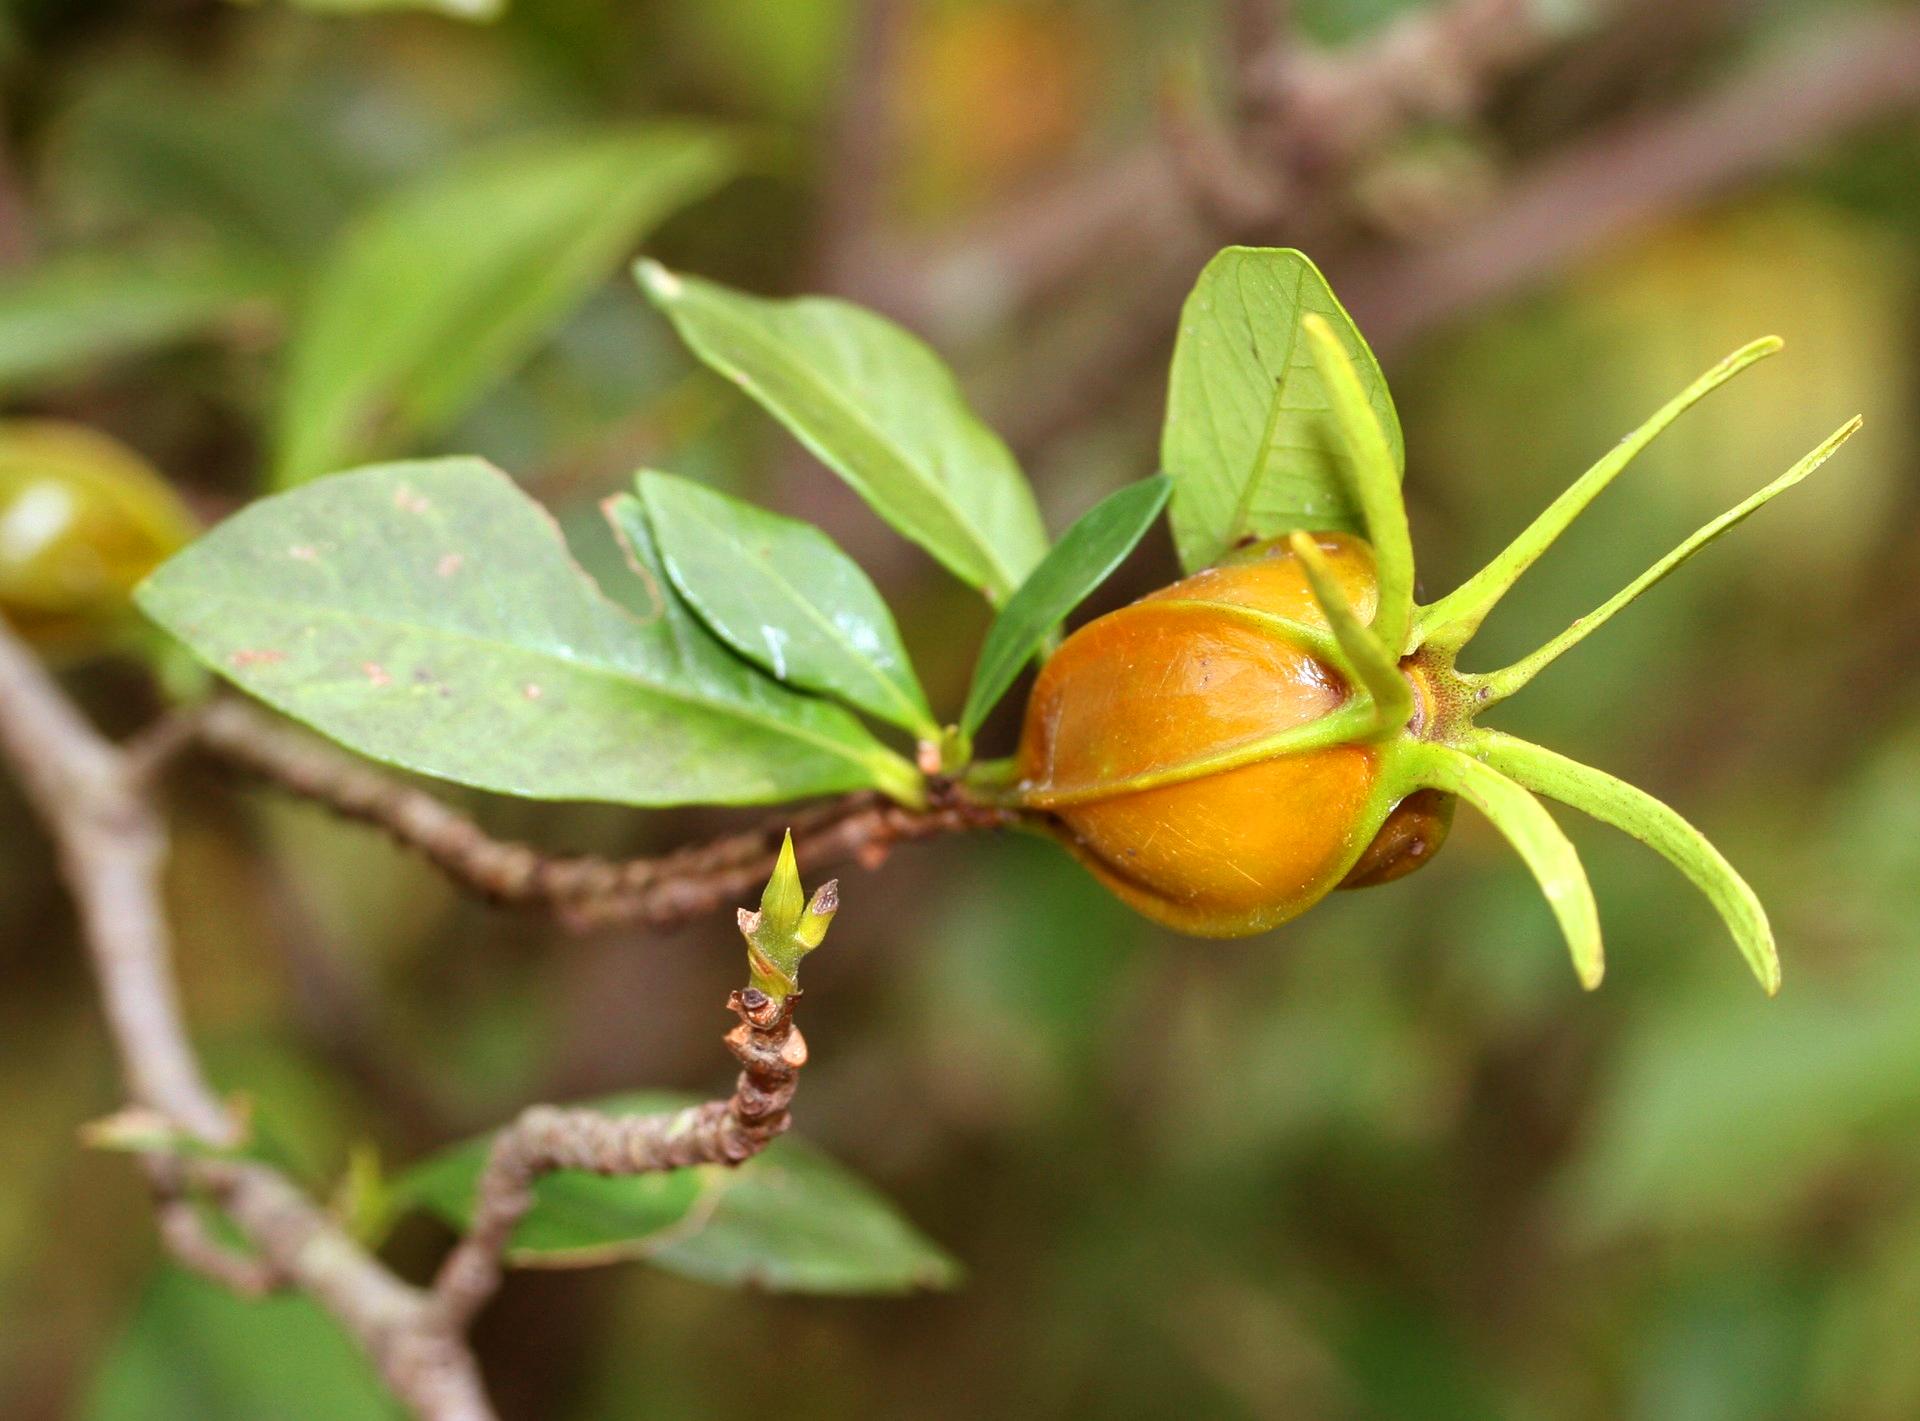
[1398,740,1604,990]
[1300,314,1414,655]
[1479,415,1861,704]
[1469,730,1778,994]
[1413,336,1784,655]
[1288,532,1412,739]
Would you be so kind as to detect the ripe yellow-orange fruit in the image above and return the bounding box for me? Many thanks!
[1016,533,1445,936]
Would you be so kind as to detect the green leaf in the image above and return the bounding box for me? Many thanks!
[273,126,735,487]
[638,469,936,736]
[136,458,921,807]
[1470,730,1779,994]
[637,261,1048,603]
[395,1092,963,1292]
[960,475,1168,738]
[397,1097,706,1265]
[0,248,277,396]
[84,1266,399,1421]
[1163,246,1403,573]
[1399,741,1604,990]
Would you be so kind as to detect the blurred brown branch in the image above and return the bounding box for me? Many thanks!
[434,980,811,1330]
[187,697,1014,930]
[1339,7,1920,354]
[898,0,1578,338]
[0,615,494,1420]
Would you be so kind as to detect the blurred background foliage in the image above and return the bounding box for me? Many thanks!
[1,0,1918,1417]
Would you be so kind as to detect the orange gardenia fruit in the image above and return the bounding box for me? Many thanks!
[1017,532,1449,937]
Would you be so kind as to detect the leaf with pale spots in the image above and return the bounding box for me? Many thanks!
[136,458,922,807]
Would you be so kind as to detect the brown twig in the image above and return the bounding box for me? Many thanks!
[434,985,810,1330]
[0,616,494,1421]
[189,696,1015,930]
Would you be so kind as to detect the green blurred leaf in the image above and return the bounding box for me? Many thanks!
[273,125,735,486]
[0,249,276,396]
[1565,955,1920,1238]
[637,260,1048,603]
[396,1092,963,1292]
[960,474,1168,738]
[137,459,921,806]
[84,1266,399,1421]
[398,1099,705,1264]
[1163,246,1402,572]
[638,469,936,736]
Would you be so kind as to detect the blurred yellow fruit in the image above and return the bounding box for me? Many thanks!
[0,421,197,653]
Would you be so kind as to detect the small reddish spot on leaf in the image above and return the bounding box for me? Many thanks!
[523,683,544,701]
[228,649,286,668]
[436,553,464,578]
[288,545,318,562]
[363,662,392,688]
[394,485,431,515]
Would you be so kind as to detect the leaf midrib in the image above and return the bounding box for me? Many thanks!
[662,494,930,731]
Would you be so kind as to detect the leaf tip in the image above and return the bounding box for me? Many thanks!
[634,258,683,302]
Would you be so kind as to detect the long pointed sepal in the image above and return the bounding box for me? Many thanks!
[1300,313,1415,656]
[1469,731,1779,994]
[1478,415,1862,704]
[1288,531,1412,739]
[1413,336,1784,655]
[1399,741,1604,989]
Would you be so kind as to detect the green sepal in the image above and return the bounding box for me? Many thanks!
[1413,336,1784,655]
[1299,313,1415,656]
[1286,532,1411,739]
[1479,415,1862,703]
[1470,730,1779,994]
[1397,740,1604,990]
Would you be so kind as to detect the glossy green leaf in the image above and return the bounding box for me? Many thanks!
[0,248,276,396]
[1400,741,1604,990]
[396,1092,963,1292]
[83,1266,399,1421]
[137,459,922,807]
[1471,730,1779,994]
[273,126,735,487]
[960,475,1168,738]
[1163,246,1403,573]
[638,469,936,736]
[637,260,1048,603]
